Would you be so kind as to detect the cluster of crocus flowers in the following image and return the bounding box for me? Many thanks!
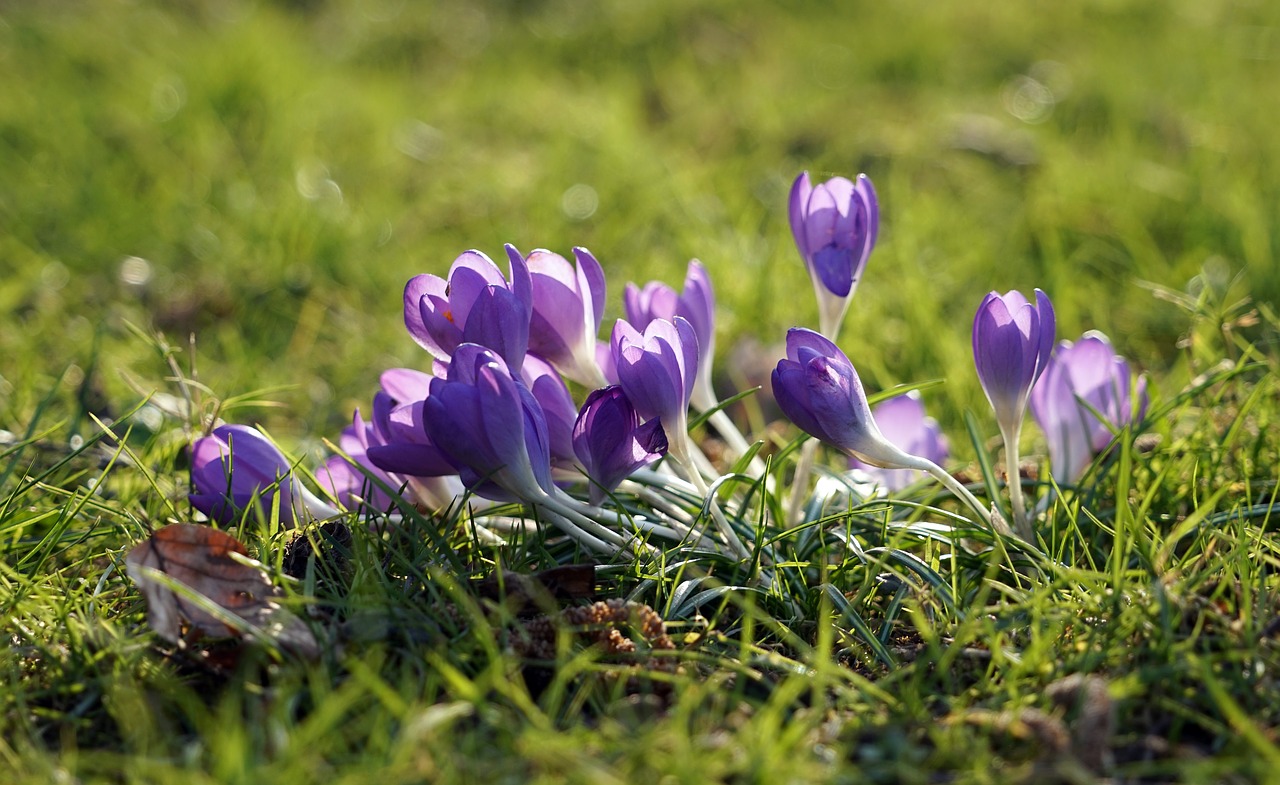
[188,166,1149,565]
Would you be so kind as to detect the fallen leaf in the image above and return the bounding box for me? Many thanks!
[125,523,319,660]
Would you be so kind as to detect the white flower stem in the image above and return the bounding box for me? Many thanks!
[998,422,1034,542]
[669,432,754,561]
[704,408,767,477]
[551,489,706,548]
[534,504,621,555]
[786,439,819,526]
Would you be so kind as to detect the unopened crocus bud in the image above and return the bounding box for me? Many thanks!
[572,386,668,504]
[624,260,717,411]
[1030,331,1149,485]
[972,289,1056,435]
[610,316,699,445]
[190,424,336,526]
[789,172,878,339]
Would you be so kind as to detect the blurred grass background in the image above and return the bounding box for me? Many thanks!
[2,0,1277,445]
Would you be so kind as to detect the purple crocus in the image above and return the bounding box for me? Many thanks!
[610,317,698,450]
[771,329,919,468]
[1029,331,1149,485]
[789,172,879,339]
[421,343,555,503]
[572,386,668,504]
[623,260,717,411]
[772,328,994,530]
[403,246,533,371]
[526,247,609,387]
[850,393,950,492]
[972,288,1055,537]
[521,353,579,468]
[324,372,462,513]
[190,424,336,526]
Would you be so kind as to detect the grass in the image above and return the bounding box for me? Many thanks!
[3,0,1280,781]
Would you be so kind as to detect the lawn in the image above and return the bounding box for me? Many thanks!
[2,0,1280,782]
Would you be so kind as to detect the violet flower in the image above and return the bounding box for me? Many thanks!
[190,424,336,527]
[521,353,579,468]
[850,393,950,492]
[772,329,992,529]
[403,246,533,371]
[1029,331,1149,486]
[610,317,698,459]
[325,371,462,513]
[421,343,555,503]
[572,386,668,505]
[789,172,878,339]
[527,247,609,387]
[623,260,717,411]
[972,288,1055,538]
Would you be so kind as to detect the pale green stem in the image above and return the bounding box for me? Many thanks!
[998,421,1034,542]
[786,439,819,526]
[669,431,753,561]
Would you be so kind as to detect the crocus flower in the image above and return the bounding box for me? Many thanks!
[403,246,533,371]
[789,172,879,339]
[623,260,717,411]
[972,289,1056,429]
[773,329,994,530]
[972,288,1055,537]
[521,353,579,468]
[849,392,950,492]
[190,424,336,526]
[610,317,698,450]
[324,373,462,513]
[572,386,668,504]
[363,369,457,481]
[771,329,921,469]
[421,343,555,503]
[1030,331,1149,485]
[526,247,609,387]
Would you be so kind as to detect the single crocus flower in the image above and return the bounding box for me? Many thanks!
[572,385,668,505]
[849,392,950,492]
[527,247,609,387]
[789,172,879,339]
[773,328,993,529]
[1030,331,1149,486]
[326,372,462,513]
[972,288,1055,538]
[521,353,579,468]
[403,245,533,371]
[623,260,717,411]
[609,317,698,459]
[421,343,555,503]
[190,424,337,527]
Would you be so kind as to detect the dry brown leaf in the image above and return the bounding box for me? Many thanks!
[125,523,319,659]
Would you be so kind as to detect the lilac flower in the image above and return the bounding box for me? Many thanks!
[623,261,718,411]
[572,386,668,504]
[421,344,555,502]
[610,317,698,445]
[972,288,1055,537]
[771,329,919,468]
[850,393,950,492]
[403,246,533,371]
[789,172,879,338]
[1030,331,1149,485]
[190,425,336,526]
[527,247,609,387]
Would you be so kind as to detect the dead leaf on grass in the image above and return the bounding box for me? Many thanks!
[125,523,319,660]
